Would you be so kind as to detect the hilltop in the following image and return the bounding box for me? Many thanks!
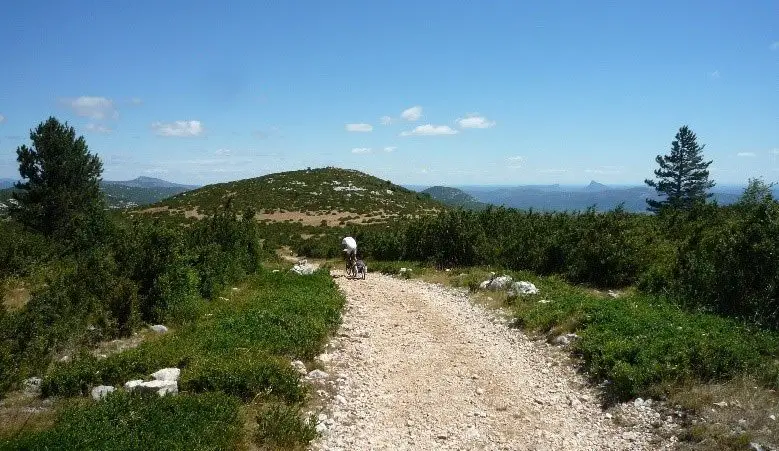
[421,186,487,210]
[138,167,445,226]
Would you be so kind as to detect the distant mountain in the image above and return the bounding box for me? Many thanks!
[0,178,16,189]
[99,177,199,209]
[421,186,486,210]
[460,185,753,213]
[583,180,608,192]
[102,176,198,189]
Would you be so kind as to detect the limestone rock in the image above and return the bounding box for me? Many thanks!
[91,385,115,400]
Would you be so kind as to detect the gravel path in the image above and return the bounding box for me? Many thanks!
[308,272,671,450]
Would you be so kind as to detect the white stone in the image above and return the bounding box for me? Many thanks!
[291,360,307,375]
[151,368,180,382]
[481,275,513,291]
[23,377,42,395]
[307,369,329,380]
[508,281,539,296]
[316,423,328,434]
[291,263,316,275]
[135,380,178,396]
[91,385,115,400]
[124,379,144,390]
[149,324,168,333]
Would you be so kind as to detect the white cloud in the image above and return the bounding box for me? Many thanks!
[85,123,111,133]
[152,120,203,137]
[538,168,569,173]
[400,124,458,136]
[351,147,372,154]
[383,146,397,153]
[130,97,143,105]
[63,96,118,120]
[458,114,496,129]
[770,42,779,51]
[737,152,756,157]
[709,70,720,79]
[770,148,779,155]
[506,156,523,162]
[215,148,231,155]
[345,123,373,132]
[144,168,169,175]
[401,106,422,121]
[0,114,5,124]
[380,116,393,125]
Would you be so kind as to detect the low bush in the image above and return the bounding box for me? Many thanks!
[2,391,242,450]
[513,282,779,402]
[255,403,317,448]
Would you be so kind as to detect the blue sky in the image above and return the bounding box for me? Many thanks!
[0,1,777,186]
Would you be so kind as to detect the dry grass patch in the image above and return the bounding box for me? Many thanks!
[670,377,779,450]
[2,279,31,311]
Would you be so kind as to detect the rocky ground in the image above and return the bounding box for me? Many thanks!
[306,271,681,451]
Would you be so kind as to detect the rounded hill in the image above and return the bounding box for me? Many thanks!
[136,167,445,226]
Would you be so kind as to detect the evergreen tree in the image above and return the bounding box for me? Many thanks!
[645,125,714,212]
[12,117,107,243]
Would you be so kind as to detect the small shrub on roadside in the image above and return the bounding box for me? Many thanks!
[255,403,317,448]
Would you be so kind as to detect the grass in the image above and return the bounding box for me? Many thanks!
[1,392,242,451]
[2,268,344,449]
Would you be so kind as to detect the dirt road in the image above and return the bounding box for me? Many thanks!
[309,272,670,450]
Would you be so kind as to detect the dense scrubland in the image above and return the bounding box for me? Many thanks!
[3,117,779,449]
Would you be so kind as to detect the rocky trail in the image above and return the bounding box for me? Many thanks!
[307,271,676,451]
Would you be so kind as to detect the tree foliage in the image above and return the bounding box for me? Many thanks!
[645,125,714,212]
[12,117,106,244]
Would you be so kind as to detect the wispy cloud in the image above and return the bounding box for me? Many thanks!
[401,106,422,121]
[129,97,143,106]
[506,156,523,162]
[770,148,779,155]
[215,148,231,156]
[709,70,720,79]
[144,168,169,175]
[538,168,569,173]
[770,41,779,51]
[345,123,373,132]
[400,124,458,136]
[152,120,203,137]
[380,116,392,125]
[458,114,496,129]
[383,146,397,153]
[0,114,5,124]
[351,147,372,154]
[737,152,756,157]
[61,96,118,120]
[85,123,111,133]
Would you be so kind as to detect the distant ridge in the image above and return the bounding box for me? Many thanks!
[421,186,486,210]
[583,180,608,192]
[102,176,199,189]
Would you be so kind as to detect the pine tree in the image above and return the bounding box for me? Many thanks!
[645,125,714,212]
[12,117,106,241]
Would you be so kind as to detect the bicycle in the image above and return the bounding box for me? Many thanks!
[345,255,357,279]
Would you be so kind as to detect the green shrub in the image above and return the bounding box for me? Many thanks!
[1,392,242,450]
[181,352,303,402]
[255,403,317,448]
[513,283,779,401]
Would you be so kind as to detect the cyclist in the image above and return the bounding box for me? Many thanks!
[342,236,357,277]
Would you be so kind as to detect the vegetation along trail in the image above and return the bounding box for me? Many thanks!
[311,272,671,450]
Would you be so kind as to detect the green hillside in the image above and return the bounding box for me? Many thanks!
[139,167,446,226]
[421,186,487,210]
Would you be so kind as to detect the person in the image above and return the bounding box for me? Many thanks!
[341,236,357,275]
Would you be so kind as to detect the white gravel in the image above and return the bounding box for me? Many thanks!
[309,272,673,450]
